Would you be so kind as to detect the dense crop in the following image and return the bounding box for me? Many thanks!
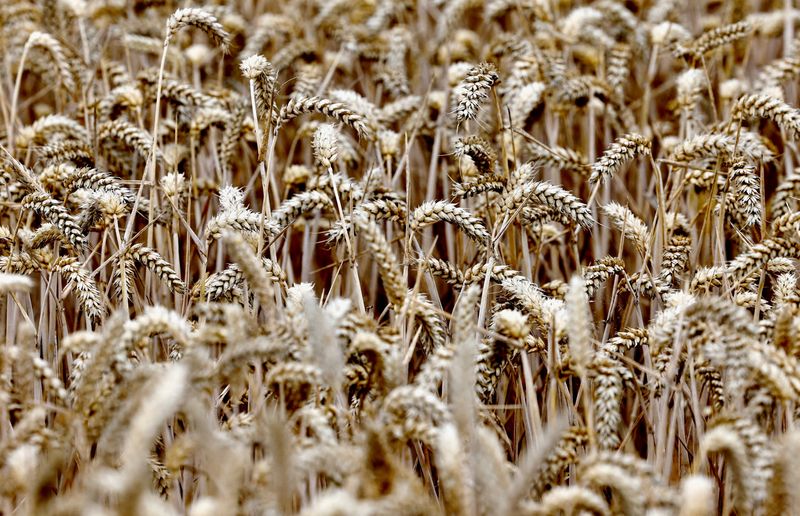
[2,0,800,514]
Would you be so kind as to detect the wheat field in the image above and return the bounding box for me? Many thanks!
[2,0,800,514]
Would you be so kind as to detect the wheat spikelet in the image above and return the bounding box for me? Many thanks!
[64,167,135,204]
[241,54,278,156]
[736,130,774,161]
[166,7,230,50]
[757,55,800,91]
[678,475,716,515]
[267,362,324,410]
[581,459,645,515]
[312,124,339,169]
[38,163,78,192]
[453,176,506,198]
[400,290,448,351]
[728,238,800,279]
[603,327,648,356]
[529,144,589,174]
[30,354,68,406]
[382,385,453,445]
[126,244,185,294]
[668,132,736,163]
[16,114,88,148]
[117,306,192,366]
[749,339,800,400]
[453,136,497,175]
[276,96,374,140]
[434,423,476,516]
[502,178,594,229]
[98,119,162,162]
[193,265,244,301]
[97,84,144,120]
[766,432,800,515]
[328,89,382,132]
[379,95,424,124]
[658,233,691,289]
[408,200,489,244]
[190,107,230,141]
[675,21,752,59]
[462,262,523,285]
[137,71,221,108]
[0,405,47,469]
[28,224,66,249]
[0,252,46,275]
[210,117,241,175]
[414,284,480,391]
[593,356,622,450]
[602,202,649,251]
[54,257,104,320]
[551,75,611,109]
[453,62,500,123]
[700,416,774,512]
[21,191,86,250]
[589,134,651,185]
[675,68,707,116]
[605,44,631,100]
[500,275,562,334]
[583,257,625,297]
[772,212,800,236]
[205,207,278,240]
[771,173,800,217]
[352,211,405,307]
[560,7,614,49]
[475,308,528,403]
[79,190,131,231]
[307,171,364,203]
[271,191,332,231]
[731,94,800,139]
[566,275,592,376]
[690,265,726,292]
[38,139,94,166]
[416,257,464,285]
[222,231,276,311]
[507,81,546,127]
[729,160,761,227]
[22,31,75,93]
[352,197,407,225]
[240,54,276,115]
[378,27,411,98]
